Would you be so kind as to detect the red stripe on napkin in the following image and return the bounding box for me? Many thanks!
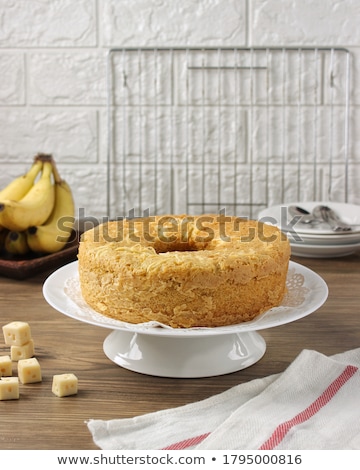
[162,432,211,450]
[259,364,358,450]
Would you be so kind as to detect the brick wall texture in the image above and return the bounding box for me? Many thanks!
[0,0,359,218]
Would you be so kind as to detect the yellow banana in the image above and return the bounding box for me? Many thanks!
[0,161,55,232]
[4,231,29,255]
[0,159,43,202]
[26,177,75,254]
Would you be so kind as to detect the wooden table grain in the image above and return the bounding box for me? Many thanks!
[0,253,359,450]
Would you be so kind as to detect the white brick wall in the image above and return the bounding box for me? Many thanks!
[0,0,359,219]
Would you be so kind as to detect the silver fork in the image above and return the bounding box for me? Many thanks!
[312,205,352,232]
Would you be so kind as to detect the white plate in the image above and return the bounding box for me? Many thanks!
[43,261,328,377]
[290,241,360,258]
[258,201,360,236]
[286,231,360,245]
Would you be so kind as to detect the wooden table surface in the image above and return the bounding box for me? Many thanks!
[0,252,359,450]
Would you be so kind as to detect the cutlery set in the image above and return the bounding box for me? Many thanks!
[288,205,352,232]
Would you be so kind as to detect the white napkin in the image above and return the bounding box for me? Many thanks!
[87,348,360,450]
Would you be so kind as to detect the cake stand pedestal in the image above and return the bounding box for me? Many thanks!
[103,329,266,378]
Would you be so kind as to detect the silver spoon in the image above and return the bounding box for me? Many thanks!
[288,206,319,224]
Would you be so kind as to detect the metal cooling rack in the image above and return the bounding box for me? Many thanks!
[106,47,352,219]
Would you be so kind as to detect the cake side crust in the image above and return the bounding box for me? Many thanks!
[78,216,290,328]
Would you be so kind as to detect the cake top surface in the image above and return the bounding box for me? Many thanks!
[81,214,289,253]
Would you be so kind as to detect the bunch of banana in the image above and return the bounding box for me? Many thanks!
[0,154,75,257]
[26,160,75,254]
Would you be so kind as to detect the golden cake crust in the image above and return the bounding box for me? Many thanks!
[78,215,291,328]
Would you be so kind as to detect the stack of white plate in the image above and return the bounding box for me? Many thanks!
[258,202,360,258]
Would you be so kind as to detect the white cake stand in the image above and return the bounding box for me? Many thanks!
[43,261,328,378]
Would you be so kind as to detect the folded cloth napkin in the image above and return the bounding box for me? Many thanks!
[87,348,360,450]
